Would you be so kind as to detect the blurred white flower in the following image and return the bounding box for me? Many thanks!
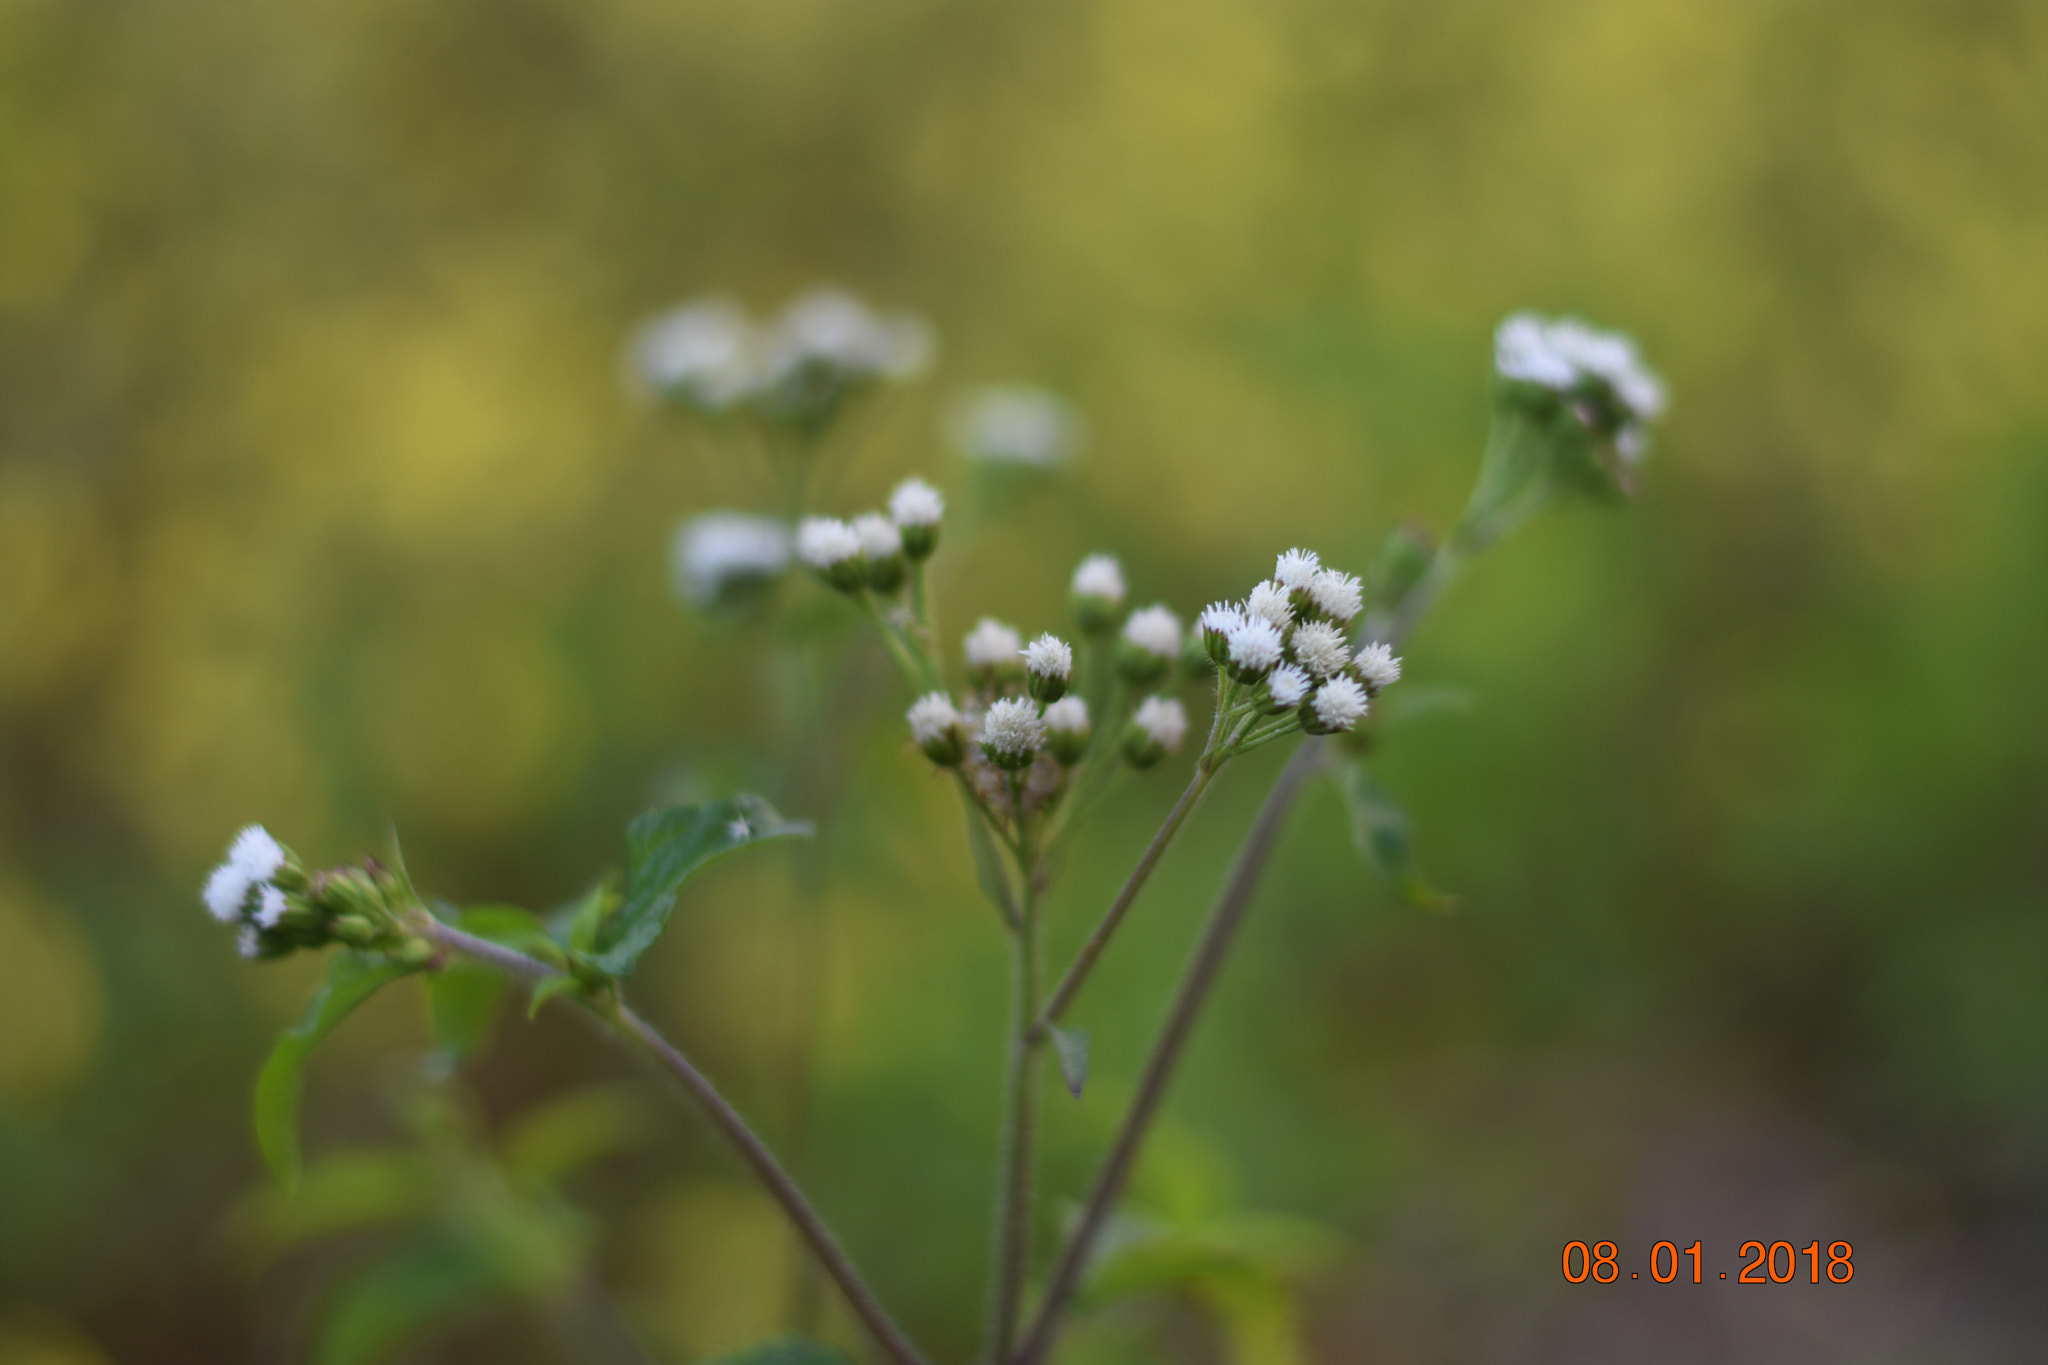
[1120,604,1182,661]
[1495,313,1666,458]
[1132,696,1188,752]
[951,386,1083,467]
[761,288,933,388]
[629,298,760,411]
[908,693,964,746]
[672,513,792,607]
[1071,554,1126,607]
[964,618,1025,672]
[852,513,903,562]
[795,516,862,570]
[888,477,945,528]
[1043,697,1090,735]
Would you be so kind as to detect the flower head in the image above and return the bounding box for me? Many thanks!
[964,618,1025,685]
[1290,620,1351,679]
[1225,617,1284,682]
[202,825,310,958]
[751,287,932,430]
[1024,632,1075,702]
[1118,604,1182,686]
[1042,696,1092,764]
[1495,313,1666,461]
[1307,676,1369,733]
[795,516,866,592]
[979,696,1047,770]
[1123,696,1188,769]
[629,298,759,412]
[907,692,967,766]
[888,478,945,560]
[1306,568,1363,625]
[951,386,1082,468]
[1353,641,1402,694]
[1244,581,1293,632]
[1264,662,1311,713]
[1274,549,1321,593]
[672,513,791,609]
[1199,601,1245,667]
[852,512,906,591]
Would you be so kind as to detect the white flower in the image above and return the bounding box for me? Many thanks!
[761,287,932,386]
[980,697,1047,759]
[1132,696,1189,752]
[1024,633,1074,683]
[202,860,252,923]
[1120,604,1182,660]
[964,618,1024,671]
[231,825,286,883]
[1071,554,1126,607]
[888,477,945,528]
[1353,641,1402,692]
[907,692,964,746]
[628,298,759,410]
[951,386,1082,467]
[1311,676,1370,732]
[1495,313,1666,456]
[1307,569,1363,625]
[255,884,289,929]
[1200,601,1245,637]
[1226,618,1284,675]
[1274,548,1321,592]
[795,517,862,570]
[1245,581,1293,631]
[1266,662,1311,709]
[1043,697,1090,735]
[1291,620,1351,678]
[852,512,902,561]
[672,513,791,606]
[237,925,262,959]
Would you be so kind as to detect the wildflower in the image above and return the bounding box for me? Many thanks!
[888,477,945,560]
[1262,662,1311,714]
[628,298,759,412]
[1042,696,1092,764]
[1024,632,1075,704]
[1290,620,1352,679]
[907,692,968,766]
[980,697,1047,770]
[951,386,1083,468]
[1117,604,1181,687]
[1200,602,1246,667]
[1122,696,1189,770]
[1305,569,1363,626]
[853,512,906,592]
[1305,676,1369,734]
[1273,549,1320,593]
[1070,554,1127,635]
[1494,313,1666,461]
[964,618,1025,688]
[202,825,310,959]
[1224,618,1284,683]
[755,288,932,429]
[1352,641,1402,694]
[672,513,792,609]
[796,517,866,593]
[1244,581,1293,632]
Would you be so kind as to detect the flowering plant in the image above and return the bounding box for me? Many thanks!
[207,299,1663,1365]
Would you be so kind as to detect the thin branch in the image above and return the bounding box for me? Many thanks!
[413,919,934,1365]
[986,873,1044,1360]
[1010,739,1326,1365]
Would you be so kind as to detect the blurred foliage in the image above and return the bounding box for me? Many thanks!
[2,0,2046,1361]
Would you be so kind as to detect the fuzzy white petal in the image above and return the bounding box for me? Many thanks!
[1311,676,1369,731]
[888,478,945,528]
[1291,621,1351,678]
[1267,663,1311,709]
[230,825,286,883]
[1244,581,1293,631]
[1273,549,1321,592]
[672,513,791,605]
[1042,697,1091,735]
[980,697,1047,757]
[1121,605,1182,660]
[1132,696,1189,751]
[1024,633,1074,681]
[1353,642,1403,691]
[1226,619,1283,674]
[255,884,289,929]
[1071,554,1126,604]
[852,512,902,560]
[964,618,1024,670]
[907,692,963,745]
[1307,569,1363,625]
[203,861,252,923]
[795,517,861,568]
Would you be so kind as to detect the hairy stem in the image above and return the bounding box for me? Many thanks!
[412,919,933,1365]
[1010,740,1326,1365]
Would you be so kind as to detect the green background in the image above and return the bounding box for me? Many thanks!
[1,0,2044,1361]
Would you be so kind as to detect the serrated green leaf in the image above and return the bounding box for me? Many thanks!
[311,1235,520,1365]
[698,1335,855,1365]
[588,796,811,977]
[963,801,1017,921]
[1334,763,1455,912]
[256,952,423,1192]
[428,965,505,1066]
[1050,1024,1091,1098]
[526,972,586,1019]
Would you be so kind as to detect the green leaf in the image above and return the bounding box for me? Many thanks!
[588,796,811,977]
[963,802,1017,921]
[1334,763,1455,912]
[1050,1024,1091,1098]
[312,1235,520,1365]
[550,877,619,954]
[698,1336,855,1365]
[526,973,586,1020]
[428,965,505,1066]
[256,951,423,1192]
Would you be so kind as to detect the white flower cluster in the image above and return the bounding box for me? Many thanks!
[951,386,1083,468]
[797,476,947,593]
[672,513,793,608]
[631,287,932,425]
[202,825,293,959]
[1494,313,1667,460]
[1201,548,1402,735]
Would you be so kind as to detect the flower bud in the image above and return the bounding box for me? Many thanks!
[1024,632,1074,704]
[796,517,867,593]
[1121,696,1189,770]
[332,914,380,947]
[1351,641,1403,695]
[394,938,438,968]
[1117,605,1180,687]
[1199,603,1244,668]
[1042,697,1091,765]
[979,697,1047,771]
[964,618,1025,689]
[1069,554,1127,636]
[1260,662,1311,716]
[1225,618,1284,684]
[1300,676,1369,735]
[1304,568,1363,626]
[1244,580,1293,634]
[1289,620,1351,680]
[853,513,906,593]
[888,477,944,561]
[907,692,968,767]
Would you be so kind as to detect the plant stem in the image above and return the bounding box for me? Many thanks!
[1029,759,1218,1041]
[412,919,934,1365]
[986,870,1043,1361]
[1009,739,1326,1365]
